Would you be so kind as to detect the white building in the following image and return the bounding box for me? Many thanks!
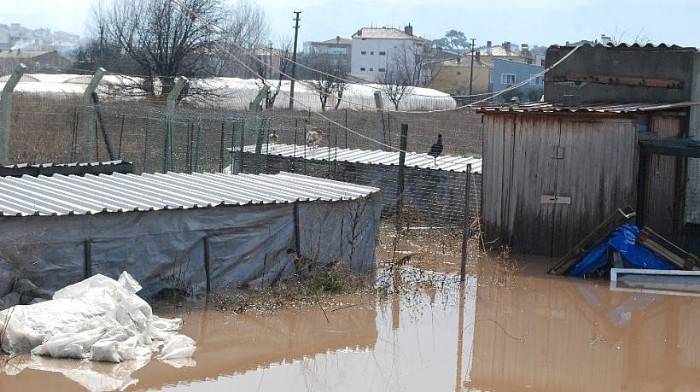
[350,24,430,82]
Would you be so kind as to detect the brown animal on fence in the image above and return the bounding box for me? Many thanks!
[303,120,325,148]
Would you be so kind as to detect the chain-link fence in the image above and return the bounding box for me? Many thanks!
[7,92,483,246]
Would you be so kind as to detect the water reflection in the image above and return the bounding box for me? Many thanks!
[3,259,700,392]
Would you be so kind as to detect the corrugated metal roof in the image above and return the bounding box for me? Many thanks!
[0,172,380,217]
[477,101,700,114]
[237,144,482,174]
[0,160,133,177]
[553,43,696,51]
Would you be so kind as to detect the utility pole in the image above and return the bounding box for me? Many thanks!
[289,11,301,110]
[468,38,476,101]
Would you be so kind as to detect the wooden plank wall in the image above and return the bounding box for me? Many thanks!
[644,115,683,239]
[483,113,639,256]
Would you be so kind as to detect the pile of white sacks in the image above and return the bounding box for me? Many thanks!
[0,272,195,363]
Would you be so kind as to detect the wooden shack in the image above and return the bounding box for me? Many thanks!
[479,102,696,256]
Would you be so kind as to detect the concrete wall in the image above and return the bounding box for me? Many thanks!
[544,45,697,105]
[430,64,491,95]
[350,38,426,81]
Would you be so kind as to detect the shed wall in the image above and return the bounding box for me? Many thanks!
[545,46,696,104]
[0,197,382,297]
[483,113,638,256]
[643,115,685,239]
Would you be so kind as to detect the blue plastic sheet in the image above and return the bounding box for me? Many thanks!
[569,224,675,277]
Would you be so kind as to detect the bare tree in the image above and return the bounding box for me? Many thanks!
[88,0,268,95]
[307,55,349,111]
[254,38,292,109]
[209,0,269,78]
[378,46,424,110]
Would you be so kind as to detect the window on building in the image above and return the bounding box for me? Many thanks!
[378,68,386,73]
[501,73,516,85]
[361,51,366,55]
[379,51,386,56]
[370,51,374,55]
[360,67,366,71]
[369,67,374,71]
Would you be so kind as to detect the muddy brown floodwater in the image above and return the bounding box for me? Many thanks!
[3,255,700,391]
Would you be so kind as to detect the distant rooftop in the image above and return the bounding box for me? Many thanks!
[352,27,428,41]
[321,36,352,45]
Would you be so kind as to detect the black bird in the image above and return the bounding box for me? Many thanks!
[428,134,443,165]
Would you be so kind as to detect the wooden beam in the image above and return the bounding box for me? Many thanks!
[559,72,685,89]
[548,207,636,275]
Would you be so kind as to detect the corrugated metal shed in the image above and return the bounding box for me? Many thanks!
[0,171,379,217]
[237,144,482,173]
[477,101,699,114]
[0,160,133,177]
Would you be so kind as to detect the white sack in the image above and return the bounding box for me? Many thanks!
[0,272,196,364]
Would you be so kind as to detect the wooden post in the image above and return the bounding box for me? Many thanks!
[82,67,105,162]
[0,63,26,164]
[374,91,386,149]
[203,236,211,293]
[162,76,187,172]
[83,239,92,279]
[395,124,408,231]
[637,151,648,228]
[92,92,115,160]
[460,163,472,282]
[193,118,201,172]
[294,202,301,252]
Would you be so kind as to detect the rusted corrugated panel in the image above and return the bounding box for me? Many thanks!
[0,172,380,217]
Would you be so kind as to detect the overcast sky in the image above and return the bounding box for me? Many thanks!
[4,0,699,48]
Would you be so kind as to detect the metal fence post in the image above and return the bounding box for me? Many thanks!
[395,124,408,231]
[460,163,473,282]
[163,76,188,172]
[82,67,106,162]
[374,91,386,149]
[0,64,26,164]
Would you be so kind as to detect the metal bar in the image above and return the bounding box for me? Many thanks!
[239,121,245,173]
[395,124,408,230]
[82,67,105,162]
[374,91,386,148]
[84,239,92,279]
[92,92,115,160]
[219,121,226,173]
[293,202,301,252]
[203,236,211,293]
[162,76,188,172]
[117,114,125,159]
[0,63,26,164]
[460,164,472,282]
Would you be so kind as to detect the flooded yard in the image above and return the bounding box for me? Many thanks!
[3,248,700,391]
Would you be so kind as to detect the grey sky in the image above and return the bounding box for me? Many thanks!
[4,0,699,48]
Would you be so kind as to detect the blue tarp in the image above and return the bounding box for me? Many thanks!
[569,224,675,277]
